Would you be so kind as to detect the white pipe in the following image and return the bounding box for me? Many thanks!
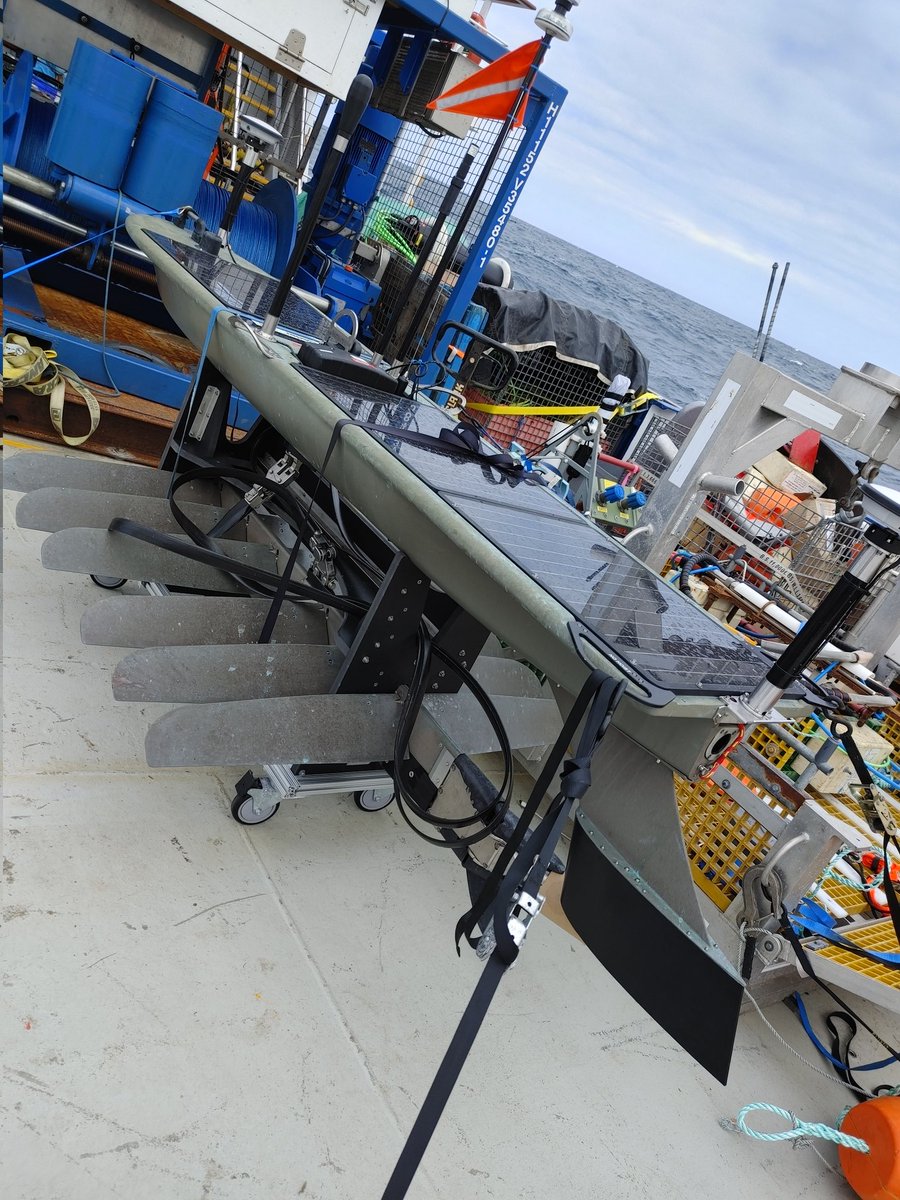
[231,51,244,172]
[720,573,875,681]
[764,642,873,666]
[817,891,848,920]
[655,433,678,463]
[698,473,746,498]
[621,523,653,544]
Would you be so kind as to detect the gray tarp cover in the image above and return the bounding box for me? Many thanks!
[477,285,649,393]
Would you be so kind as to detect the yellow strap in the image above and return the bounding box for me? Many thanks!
[612,391,660,418]
[465,400,600,417]
[3,333,101,447]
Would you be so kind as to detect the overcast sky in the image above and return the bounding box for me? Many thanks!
[483,0,899,373]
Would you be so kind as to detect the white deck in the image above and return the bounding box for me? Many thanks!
[3,441,898,1199]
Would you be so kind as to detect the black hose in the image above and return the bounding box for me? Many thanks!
[678,552,721,593]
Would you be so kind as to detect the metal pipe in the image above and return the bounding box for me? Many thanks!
[3,193,150,263]
[698,473,746,498]
[759,261,790,362]
[598,450,641,484]
[761,722,829,768]
[760,831,810,888]
[3,163,59,201]
[753,262,778,358]
[5,213,157,289]
[654,433,679,464]
[5,192,84,237]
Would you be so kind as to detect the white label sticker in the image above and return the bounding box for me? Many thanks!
[783,389,842,431]
[669,378,741,487]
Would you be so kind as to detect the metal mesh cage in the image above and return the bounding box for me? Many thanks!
[623,419,898,620]
[672,471,871,609]
[362,118,525,357]
[476,344,611,411]
[623,414,691,494]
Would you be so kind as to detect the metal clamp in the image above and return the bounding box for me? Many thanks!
[474,889,546,961]
[850,784,900,836]
[508,889,545,947]
[243,452,299,509]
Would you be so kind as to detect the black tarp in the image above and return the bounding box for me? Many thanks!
[477,285,649,394]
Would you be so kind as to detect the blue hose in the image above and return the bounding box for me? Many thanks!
[868,766,900,791]
[810,712,836,740]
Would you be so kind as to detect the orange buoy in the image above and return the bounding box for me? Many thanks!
[839,1096,900,1200]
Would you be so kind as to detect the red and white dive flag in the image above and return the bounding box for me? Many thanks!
[427,40,541,126]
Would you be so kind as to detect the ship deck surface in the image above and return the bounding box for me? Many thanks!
[6,440,897,1198]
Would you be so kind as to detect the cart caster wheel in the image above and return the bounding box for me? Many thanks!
[354,788,395,812]
[91,574,127,589]
[231,790,280,825]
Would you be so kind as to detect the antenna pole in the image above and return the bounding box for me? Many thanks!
[759,261,790,362]
[752,261,778,358]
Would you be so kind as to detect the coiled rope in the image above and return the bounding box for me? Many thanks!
[194,180,279,273]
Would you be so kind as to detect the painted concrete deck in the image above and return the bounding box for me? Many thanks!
[3,442,897,1199]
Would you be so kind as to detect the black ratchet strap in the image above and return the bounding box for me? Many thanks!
[456,671,622,952]
[379,671,624,1200]
[831,719,900,945]
[337,416,531,480]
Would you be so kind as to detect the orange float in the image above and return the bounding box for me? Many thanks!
[839,1096,900,1200]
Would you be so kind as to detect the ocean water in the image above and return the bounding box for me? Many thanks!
[499,217,839,407]
[498,217,900,491]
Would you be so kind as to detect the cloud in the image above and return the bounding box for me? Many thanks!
[483,0,900,369]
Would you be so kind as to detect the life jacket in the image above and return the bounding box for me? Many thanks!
[860,850,900,915]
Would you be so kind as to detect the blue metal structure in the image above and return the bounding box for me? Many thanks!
[4,0,566,423]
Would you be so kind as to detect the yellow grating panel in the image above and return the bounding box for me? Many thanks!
[748,724,797,771]
[813,921,900,989]
[818,878,869,917]
[878,711,900,753]
[675,772,779,910]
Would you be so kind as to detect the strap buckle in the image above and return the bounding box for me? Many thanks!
[475,887,545,960]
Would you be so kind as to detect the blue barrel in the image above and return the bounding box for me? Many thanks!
[123,80,222,211]
[47,40,150,187]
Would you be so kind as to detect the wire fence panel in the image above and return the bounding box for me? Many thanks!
[364,117,524,357]
[623,414,898,620]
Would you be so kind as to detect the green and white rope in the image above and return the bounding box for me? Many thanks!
[735,1102,869,1154]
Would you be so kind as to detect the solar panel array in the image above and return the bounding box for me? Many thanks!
[152,236,775,699]
[297,368,773,698]
[148,233,331,342]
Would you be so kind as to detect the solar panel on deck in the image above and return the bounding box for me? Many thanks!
[148,234,779,699]
[296,368,773,697]
[147,233,331,342]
